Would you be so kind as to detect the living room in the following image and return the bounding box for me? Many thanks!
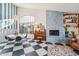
[0,3,79,56]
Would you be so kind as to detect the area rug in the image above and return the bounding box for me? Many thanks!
[48,44,78,56]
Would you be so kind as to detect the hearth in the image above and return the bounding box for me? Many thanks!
[49,30,59,36]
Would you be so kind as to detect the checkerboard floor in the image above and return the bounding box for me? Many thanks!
[0,38,50,56]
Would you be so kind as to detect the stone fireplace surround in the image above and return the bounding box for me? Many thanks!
[46,10,66,44]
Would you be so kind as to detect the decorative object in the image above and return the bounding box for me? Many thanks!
[34,23,46,41]
[64,13,79,36]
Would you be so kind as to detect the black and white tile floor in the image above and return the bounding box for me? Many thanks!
[0,38,79,56]
[0,38,49,56]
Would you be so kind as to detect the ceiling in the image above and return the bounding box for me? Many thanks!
[13,3,79,13]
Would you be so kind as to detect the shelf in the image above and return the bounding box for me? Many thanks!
[64,13,79,15]
[64,25,79,27]
[64,13,79,34]
[64,18,78,19]
[65,22,77,24]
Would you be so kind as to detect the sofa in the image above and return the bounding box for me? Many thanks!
[69,37,79,50]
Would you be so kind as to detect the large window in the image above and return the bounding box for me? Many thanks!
[19,16,35,33]
[8,3,10,19]
[8,3,12,19]
[14,5,15,16]
[20,16,35,23]
[11,3,13,18]
[4,3,6,19]
[0,3,2,20]
[1,3,17,29]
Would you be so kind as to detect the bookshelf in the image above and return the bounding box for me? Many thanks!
[64,13,79,35]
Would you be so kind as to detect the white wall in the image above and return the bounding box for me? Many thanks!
[14,3,79,13]
[17,7,46,28]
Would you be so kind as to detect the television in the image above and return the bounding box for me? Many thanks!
[49,30,59,36]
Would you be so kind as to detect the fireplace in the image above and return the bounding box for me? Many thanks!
[49,30,59,36]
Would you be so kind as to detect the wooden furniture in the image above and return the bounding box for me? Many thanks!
[64,13,79,35]
[34,30,46,41]
[69,37,79,50]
